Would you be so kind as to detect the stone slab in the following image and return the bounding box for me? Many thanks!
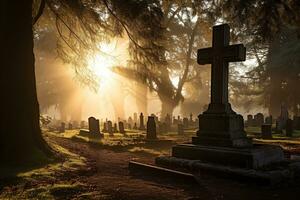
[155,156,300,185]
[128,161,198,184]
[172,144,284,169]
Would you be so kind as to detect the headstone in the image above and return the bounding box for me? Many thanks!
[158,122,167,134]
[279,104,289,129]
[128,124,132,130]
[286,119,294,137]
[73,121,79,129]
[165,114,171,131]
[119,121,125,134]
[189,113,193,125]
[139,113,146,130]
[80,121,86,129]
[146,116,157,140]
[68,123,73,130]
[107,120,113,135]
[177,124,184,135]
[261,124,272,139]
[88,117,101,135]
[293,116,300,130]
[128,117,133,127]
[265,115,273,125]
[183,118,189,129]
[113,123,118,133]
[275,119,283,134]
[102,122,108,132]
[247,115,253,126]
[134,113,138,124]
[133,123,137,130]
[254,113,264,127]
[59,122,65,133]
[162,24,284,173]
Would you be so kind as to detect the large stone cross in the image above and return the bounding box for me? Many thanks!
[198,24,246,113]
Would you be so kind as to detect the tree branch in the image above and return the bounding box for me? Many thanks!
[33,0,46,25]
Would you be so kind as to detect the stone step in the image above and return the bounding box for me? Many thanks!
[128,161,198,184]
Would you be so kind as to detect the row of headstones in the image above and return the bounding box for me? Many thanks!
[261,118,295,139]
[246,113,300,129]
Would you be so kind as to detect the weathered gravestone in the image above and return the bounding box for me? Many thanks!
[133,113,138,124]
[119,121,125,134]
[286,119,294,137]
[157,24,284,171]
[113,123,118,133]
[68,123,73,130]
[107,120,113,135]
[254,113,264,127]
[275,119,283,134]
[133,123,137,130]
[128,124,132,130]
[158,122,167,134]
[146,116,157,140]
[261,124,272,139]
[189,113,194,126]
[59,122,65,133]
[128,117,133,127]
[73,121,79,129]
[183,118,189,129]
[177,124,184,135]
[165,114,171,131]
[265,115,273,125]
[293,116,300,130]
[80,121,86,129]
[88,117,101,135]
[102,122,107,132]
[246,114,253,126]
[278,104,289,129]
[139,113,146,130]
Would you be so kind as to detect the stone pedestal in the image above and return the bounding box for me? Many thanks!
[261,124,272,139]
[192,112,252,148]
[171,144,284,169]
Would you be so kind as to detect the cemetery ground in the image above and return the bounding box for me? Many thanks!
[1,129,300,200]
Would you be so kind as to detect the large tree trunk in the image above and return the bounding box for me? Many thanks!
[0,0,52,165]
[160,96,176,119]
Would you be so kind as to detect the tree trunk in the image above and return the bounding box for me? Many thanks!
[0,0,52,165]
[160,96,176,119]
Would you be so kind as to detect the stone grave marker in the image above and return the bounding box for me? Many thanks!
[88,117,101,135]
[160,24,284,171]
[265,115,273,125]
[165,114,171,131]
[68,123,73,130]
[246,115,253,127]
[293,116,300,130]
[133,123,137,130]
[183,118,189,129]
[177,124,184,135]
[119,121,125,134]
[139,113,146,130]
[286,119,294,137]
[146,116,157,140]
[80,121,86,129]
[134,112,138,124]
[113,123,118,133]
[254,113,264,127]
[59,122,65,133]
[107,120,113,135]
[261,124,272,139]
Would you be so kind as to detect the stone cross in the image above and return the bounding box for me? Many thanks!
[197,24,246,113]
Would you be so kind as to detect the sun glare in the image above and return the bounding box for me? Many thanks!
[88,39,129,87]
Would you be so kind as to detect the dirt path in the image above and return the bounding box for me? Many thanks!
[50,135,300,200]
